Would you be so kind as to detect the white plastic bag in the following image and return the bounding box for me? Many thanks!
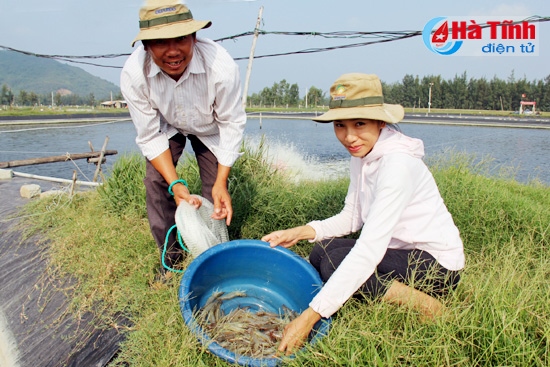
[174,195,229,258]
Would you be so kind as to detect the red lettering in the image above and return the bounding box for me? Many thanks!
[487,21,500,39]
[502,20,536,39]
[510,23,522,39]
[523,22,536,39]
[467,20,482,39]
[451,21,467,39]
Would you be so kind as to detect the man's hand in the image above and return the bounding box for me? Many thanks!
[211,164,233,226]
[172,182,202,208]
[150,150,202,208]
[211,182,232,225]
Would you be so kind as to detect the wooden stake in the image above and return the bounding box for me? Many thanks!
[70,170,77,196]
[87,157,107,164]
[93,136,109,183]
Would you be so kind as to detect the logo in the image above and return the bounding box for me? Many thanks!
[423,17,463,55]
[333,84,346,100]
[423,16,538,56]
[155,7,177,15]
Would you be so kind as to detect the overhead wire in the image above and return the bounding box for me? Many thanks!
[233,31,421,60]
[0,16,548,68]
[0,30,420,67]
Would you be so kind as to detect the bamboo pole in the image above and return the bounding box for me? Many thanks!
[0,150,118,169]
[12,171,101,187]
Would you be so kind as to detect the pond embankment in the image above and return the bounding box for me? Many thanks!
[0,112,131,125]
[247,111,550,129]
[2,111,550,129]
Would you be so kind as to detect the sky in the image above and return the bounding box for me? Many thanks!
[0,0,549,97]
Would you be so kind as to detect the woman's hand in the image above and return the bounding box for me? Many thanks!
[261,225,316,248]
[277,307,321,356]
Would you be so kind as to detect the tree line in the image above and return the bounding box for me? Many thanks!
[3,71,549,112]
[247,79,326,109]
[0,84,120,108]
[247,71,550,112]
[384,71,549,112]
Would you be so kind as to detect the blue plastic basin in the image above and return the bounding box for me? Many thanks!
[179,239,331,367]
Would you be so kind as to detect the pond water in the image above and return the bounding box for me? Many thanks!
[0,117,548,185]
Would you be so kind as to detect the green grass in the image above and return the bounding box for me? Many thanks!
[405,107,550,118]
[246,106,550,119]
[3,106,548,119]
[20,141,550,366]
[0,106,130,116]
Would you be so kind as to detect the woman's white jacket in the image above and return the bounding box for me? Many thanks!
[308,128,465,318]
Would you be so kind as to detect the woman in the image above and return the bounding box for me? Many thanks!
[261,73,465,355]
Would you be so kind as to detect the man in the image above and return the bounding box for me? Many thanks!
[121,0,246,277]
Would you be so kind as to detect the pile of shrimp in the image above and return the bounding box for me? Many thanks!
[195,290,298,359]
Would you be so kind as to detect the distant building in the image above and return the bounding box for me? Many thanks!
[100,100,127,109]
[519,101,536,114]
[56,88,73,96]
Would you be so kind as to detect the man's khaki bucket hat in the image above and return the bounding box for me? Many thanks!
[131,0,212,47]
[313,73,404,124]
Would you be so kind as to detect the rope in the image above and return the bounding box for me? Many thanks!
[161,224,190,274]
[66,156,93,182]
[53,152,93,182]
[0,185,75,223]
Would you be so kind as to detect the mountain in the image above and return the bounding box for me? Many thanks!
[0,50,120,100]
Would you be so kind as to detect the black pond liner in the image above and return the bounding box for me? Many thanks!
[0,177,129,367]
